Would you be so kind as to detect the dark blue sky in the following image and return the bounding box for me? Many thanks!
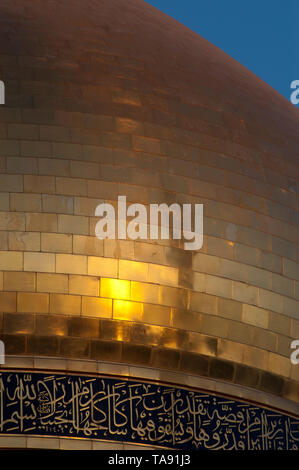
[145,0,298,103]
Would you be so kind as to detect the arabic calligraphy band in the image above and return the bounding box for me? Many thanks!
[0,371,298,450]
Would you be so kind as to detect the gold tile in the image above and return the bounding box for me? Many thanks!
[27,335,60,356]
[228,320,255,345]
[190,291,217,314]
[121,343,152,366]
[209,358,235,381]
[17,292,49,313]
[151,348,180,369]
[193,252,221,275]
[165,246,192,269]
[25,212,57,232]
[131,281,159,304]
[159,327,188,350]
[143,303,171,326]
[37,273,68,294]
[268,352,291,378]
[205,274,233,299]
[134,241,165,265]
[0,251,23,271]
[186,331,217,356]
[73,235,104,256]
[56,176,87,196]
[180,352,210,376]
[69,275,99,296]
[118,259,148,282]
[218,297,242,321]
[4,271,35,292]
[0,212,25,231]
[277,335,293,361]
[100,319,131,342]
[259,371,284,395]
[91,339,122,361]
[41,194,73,214]
[232,281,258,305]
[60,337,89,359]
[10,192,41,212]
[217,338,244,363]
[58,214,89,235]
[41,233,72,254]
[3,312,34,334]
[50,293,81,315]
[159,285,188,309]
[235,364,260,388]
[56,254,87,275]
[8,231,40,252]
[82,296,112,318]
[207,236,234,259]
[269,312,292,336]
[178,269,194,289]
[172,308,201,331]
[252,327,276,352]
[74,196,103,216]
[24,175,55,194]
[116,117,144,134]
[242,304,269,328]
[258,288,283,314]
[104,239,134,259]
[35,314,68,336]
[220,258,248,283]
[129,323,161,346]
[200,314,228,338]
[113,299,143,322]
[24,252,55,273]
[282,380,299,402]
[243,345,269,370]
[148,264,178,287]
[192,272,206,292]
[2,333,26,354]
[88,256,118,278]
[68,317,100,338]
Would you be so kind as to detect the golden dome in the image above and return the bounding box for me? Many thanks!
[0,0,298,450]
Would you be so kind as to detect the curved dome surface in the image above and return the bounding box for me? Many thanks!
[0,0,298,450]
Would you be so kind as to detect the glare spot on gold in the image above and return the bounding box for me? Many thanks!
[100,278,130,300]
[160,329,179,349]
[55,329,67,336]
[116,330,123,341]
[114,325,127,342]
[227,241,234,247]
[113,299,143,321]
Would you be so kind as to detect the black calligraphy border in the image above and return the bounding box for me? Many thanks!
[0,369,298,450]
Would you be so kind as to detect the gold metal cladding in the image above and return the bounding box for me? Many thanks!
[1,317,299,404]
[0,0,298,412]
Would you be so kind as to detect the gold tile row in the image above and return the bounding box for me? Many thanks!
[0,294,295,361]
[0,230,297,295]
[0,320,297,381]
[1,135,297,221]
[0,268,298,336]
[0,180,298,250]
